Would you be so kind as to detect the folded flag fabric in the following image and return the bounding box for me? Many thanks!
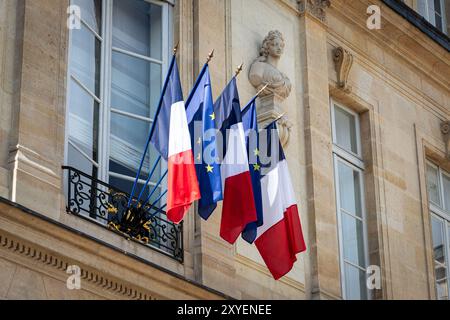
[255,121,306,280]
[150,56,200,224]
[240,99,264,244]
[185,64,223,220]
[214,77,257,244]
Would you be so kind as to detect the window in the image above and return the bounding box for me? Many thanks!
[65,0,171,218]
[331,101,369,300]
[417,0,448,34]
[426,161,450,300]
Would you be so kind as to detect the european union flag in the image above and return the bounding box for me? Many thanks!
[241,98,264,243]
[185,64,222,220]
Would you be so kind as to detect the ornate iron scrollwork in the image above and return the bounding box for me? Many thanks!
[63,166,183,262]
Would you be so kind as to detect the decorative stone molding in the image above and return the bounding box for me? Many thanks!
[257,94,293,148]
[0,232,154,300]
[333,46,354,93]
[441,121,450,160]
[297,0,331,23]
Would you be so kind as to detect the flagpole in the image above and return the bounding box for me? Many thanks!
[127,44,179,208]
[241,84,269,116]
[135,49,215,205]
[185,49,214,108]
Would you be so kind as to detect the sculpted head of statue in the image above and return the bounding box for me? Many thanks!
[249,30,291,100]
[259,30,285,61]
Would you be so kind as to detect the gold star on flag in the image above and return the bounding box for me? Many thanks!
[206,164,214,173]
[253,163,261,171]
[253,148,260,156]
[209,112,215,120]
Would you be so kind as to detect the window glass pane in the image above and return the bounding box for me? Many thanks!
[112,0,162,60]
[442,174,450,212]
[434,0,442,14]
[344,263,367,300]
[68,143,97,178]
[67,143,98,217]
[427,164,441,206]
[111,51,162,118]
[431,216,448,300]
[70,23,101,97]
[68,80,99,162]
[72,0,102,34]
[338,161,362,218]
[109,175,161,205]
[341,213,365,267]
[417,0,429,20]
[109,112,161,182]
[334,105,358,154]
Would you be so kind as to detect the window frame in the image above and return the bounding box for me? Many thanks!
[427,160,450,299]
[331,99,370,300]
[64,0,172,190]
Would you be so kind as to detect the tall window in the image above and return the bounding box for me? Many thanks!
[426,161,450,300]
[66,0,171,206]
[331,101,369,300]
[417,0,448,34]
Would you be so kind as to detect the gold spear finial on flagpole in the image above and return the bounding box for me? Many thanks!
[173,41,180,55]
[206,49,215,64]
[256,84,269,97]
[235,63,244,77]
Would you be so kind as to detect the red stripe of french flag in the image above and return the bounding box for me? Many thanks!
[166,101,201,224]
[220,122,257,244]
[255,159,306,280]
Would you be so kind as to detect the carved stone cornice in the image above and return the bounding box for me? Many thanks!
[297,0,331,23]
[333,46,354,93]
[0,231,155,300]
[441,121,450,160]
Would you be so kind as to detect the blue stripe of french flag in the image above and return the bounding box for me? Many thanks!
[151,57,200,224]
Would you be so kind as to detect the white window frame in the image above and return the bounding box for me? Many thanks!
[331,99,370,300]
[64,0,172,186]
[427,160,450,299]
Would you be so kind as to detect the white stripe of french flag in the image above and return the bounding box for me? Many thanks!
[166,101,200,224]
[255,159,306,280]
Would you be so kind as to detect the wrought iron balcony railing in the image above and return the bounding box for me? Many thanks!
[62,166,183,262]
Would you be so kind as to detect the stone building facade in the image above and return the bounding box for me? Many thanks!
[0,0,449,299]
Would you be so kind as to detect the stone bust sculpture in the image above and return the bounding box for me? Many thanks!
[248,30,292,100]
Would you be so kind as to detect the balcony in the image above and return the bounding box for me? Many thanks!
[62,166,183,262]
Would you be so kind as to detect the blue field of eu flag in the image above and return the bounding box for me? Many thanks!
[185,64,222,220]
[241,98,264,243]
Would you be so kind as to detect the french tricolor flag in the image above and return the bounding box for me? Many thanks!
[214,78,257,244]
[151,56,200,224]
[255,121,306,280]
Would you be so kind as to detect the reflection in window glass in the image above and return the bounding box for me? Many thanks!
[338,162,362,218]
[112,0,162,59]
[111,51,161,118]
[334,105,358,155]
[68,80,99,162]
[70,23,101,97]
[427,164,441,207]
[72,0,102,34]
[341,213,365,267]
[431,216,448,300]
[442,174,450,212]
[344,263,367,300]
